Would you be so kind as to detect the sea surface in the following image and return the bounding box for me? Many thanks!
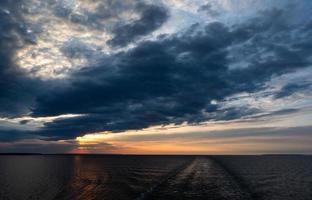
[0,155,311,200]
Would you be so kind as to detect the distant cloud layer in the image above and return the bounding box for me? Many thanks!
[0,0,312,153]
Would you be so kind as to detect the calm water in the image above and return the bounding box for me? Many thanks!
[0,155,311,200]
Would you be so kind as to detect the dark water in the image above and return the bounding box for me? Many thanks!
[0,155,311,200]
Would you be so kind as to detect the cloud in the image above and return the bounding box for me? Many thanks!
[0,139,77,153]
[0,130,36,142]
[0,1,41,116]
[0,1,312,144]
[105,126,312,143]
[198,3,220,17]
[28,7,312,140]
[107,3,169,47]
[274,83,311,99]
[76,125,312,154]
[60,39,97,60]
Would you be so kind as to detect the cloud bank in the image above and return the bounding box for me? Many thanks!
[0,0,312,153]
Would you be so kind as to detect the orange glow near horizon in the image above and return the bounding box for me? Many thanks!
[73,119,311,154]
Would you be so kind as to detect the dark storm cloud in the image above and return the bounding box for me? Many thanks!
[28,7,312,141]
[33,22,234,136]
[0,1,40,117]
[107,3,169,47]
[1,2,312,142]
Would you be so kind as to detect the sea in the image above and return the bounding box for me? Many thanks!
[0,155,311,200]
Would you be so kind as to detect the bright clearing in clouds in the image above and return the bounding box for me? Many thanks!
[0,0,312,154]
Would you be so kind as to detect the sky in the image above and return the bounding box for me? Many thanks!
[0,0,312,154]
